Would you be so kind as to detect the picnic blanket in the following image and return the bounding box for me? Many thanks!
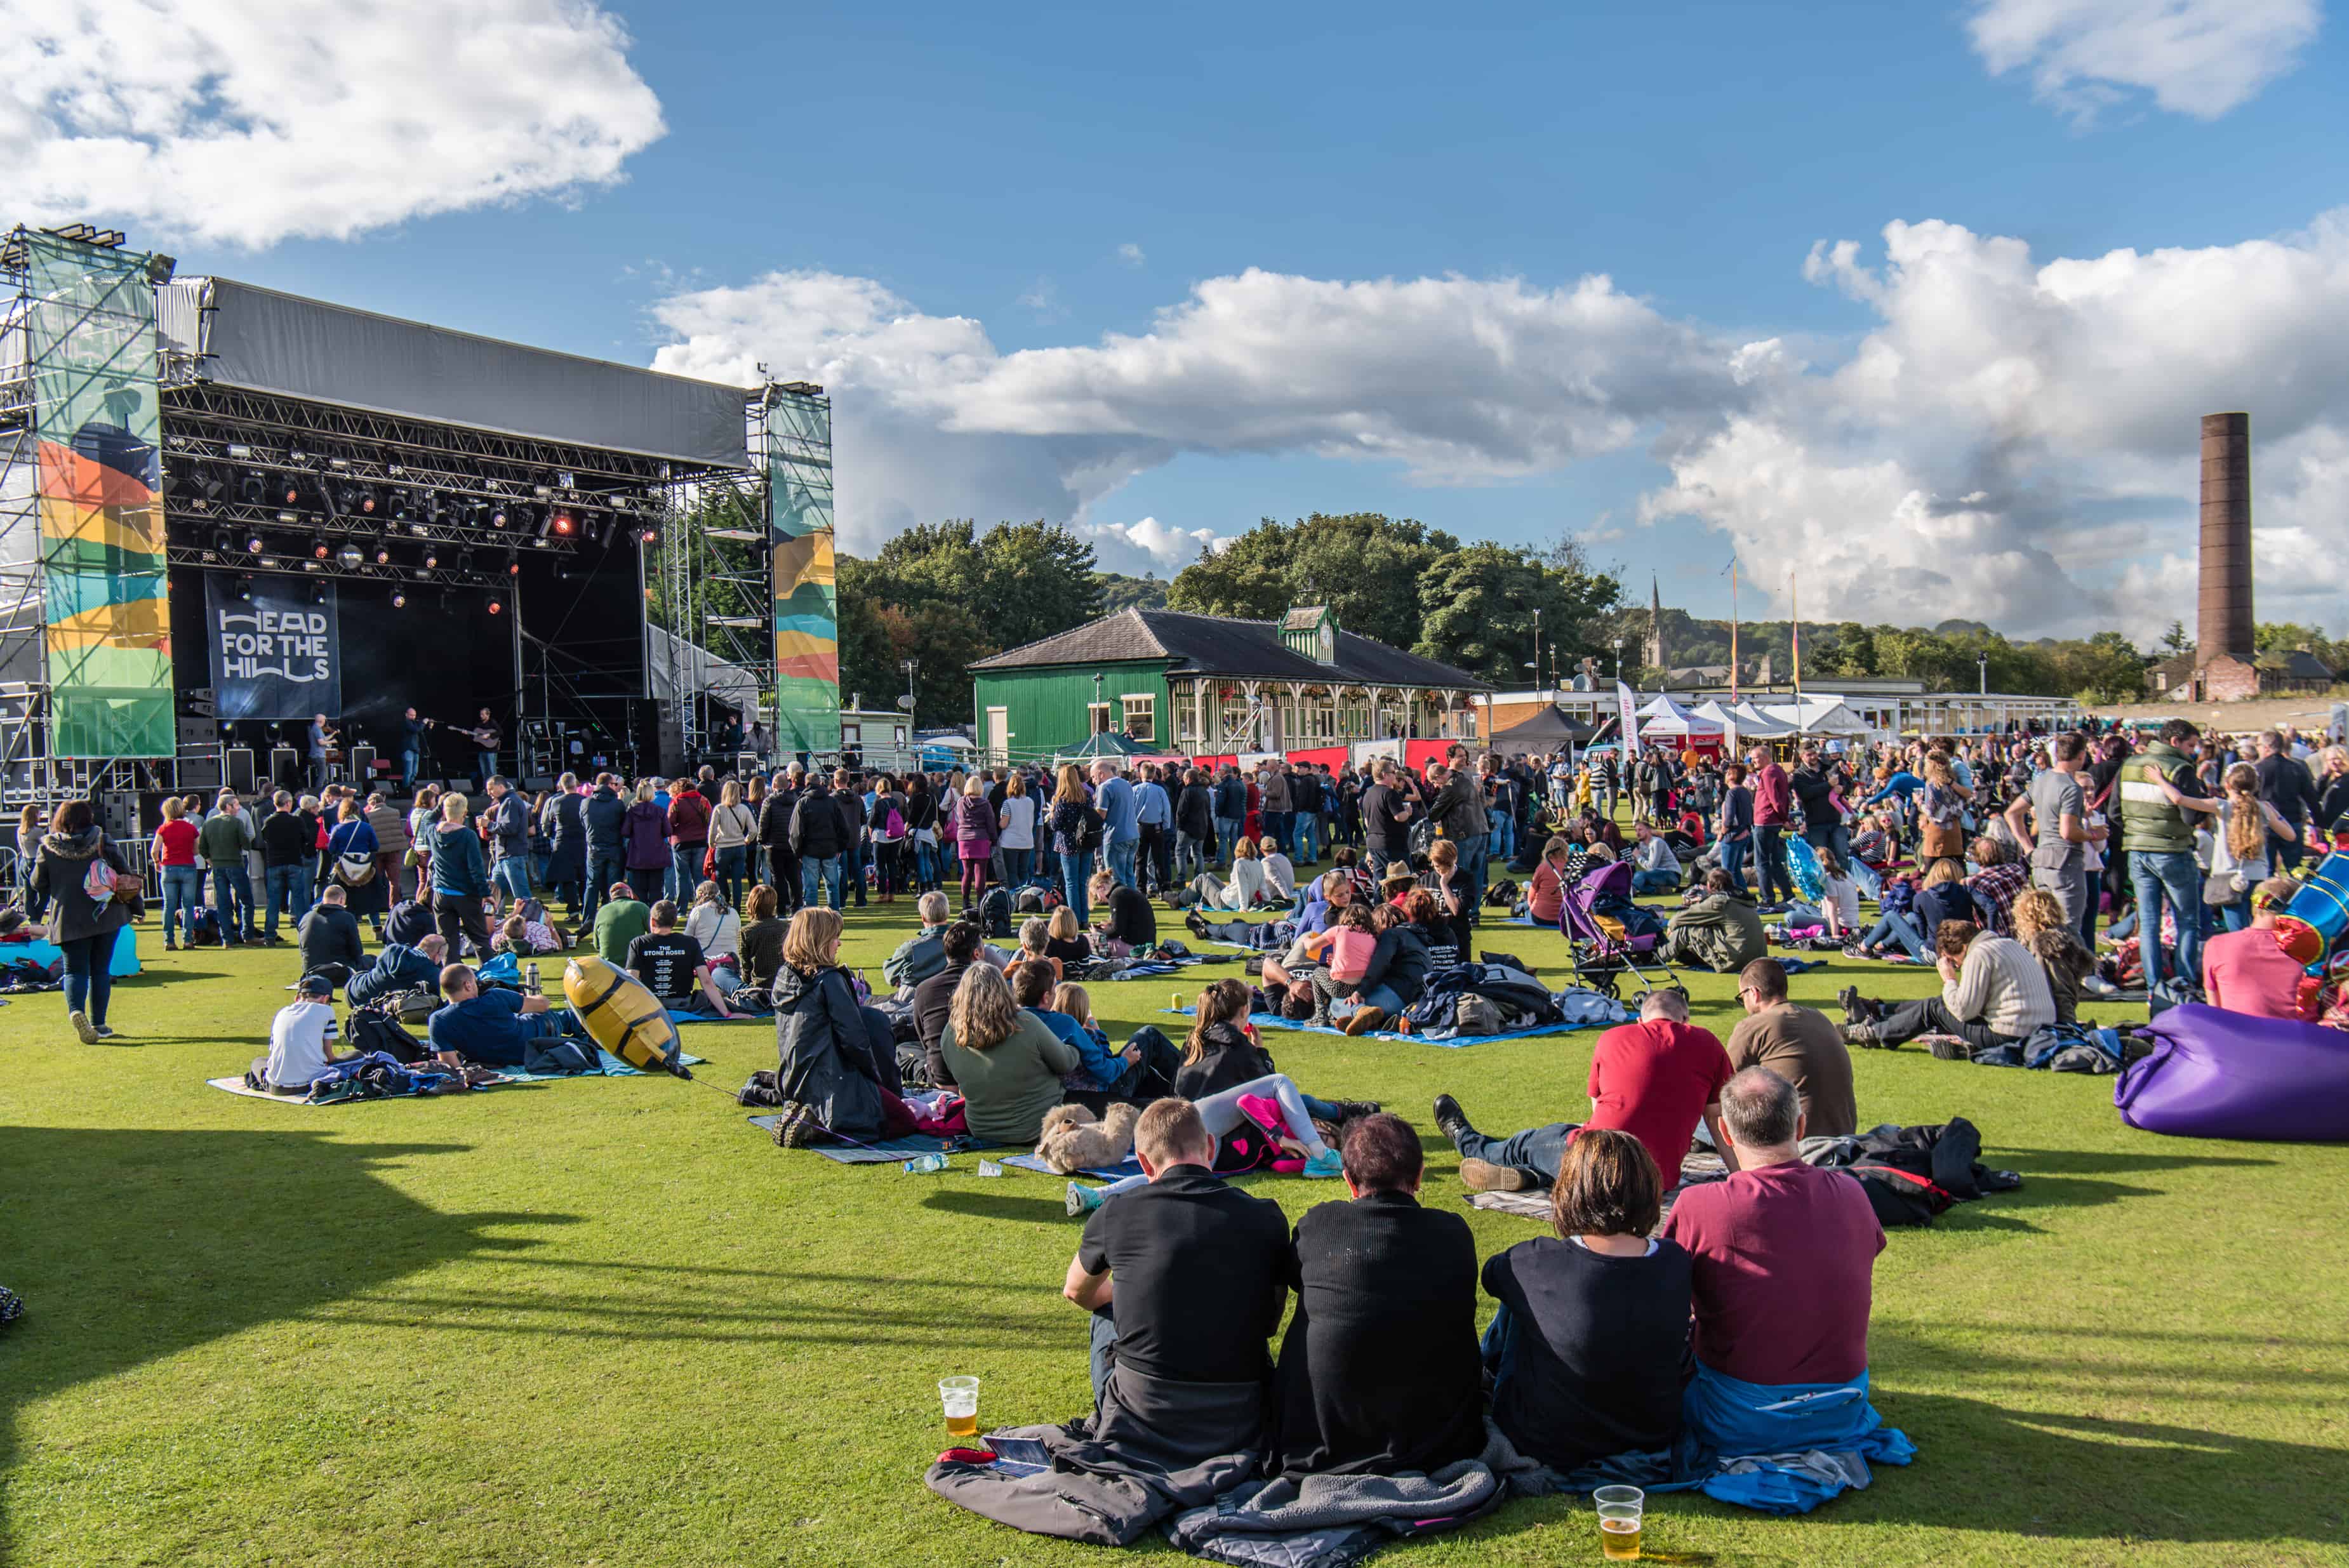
[1163,1460,1504,1567]
[666,1009,770,1024]
[1161,1007,1593,1050]
[741,1119,1007,1164]
[1466,1152,1727,1230]
[204,1050,705,1105]
[1001,1152,1144,1182]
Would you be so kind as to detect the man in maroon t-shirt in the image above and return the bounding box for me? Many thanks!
[1433,990,1731,1193]
[1750,745,1793,907]
[1661,1066,1885,1386]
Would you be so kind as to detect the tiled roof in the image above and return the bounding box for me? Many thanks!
[968,606,1490,690]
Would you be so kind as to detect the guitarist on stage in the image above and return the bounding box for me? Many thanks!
[447,708,502,792]
[307,714,341,793]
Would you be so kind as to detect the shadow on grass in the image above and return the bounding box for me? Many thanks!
[1995,1146,2277,1174]
[0,1126,574,1564]
[922,1190,1080,1225]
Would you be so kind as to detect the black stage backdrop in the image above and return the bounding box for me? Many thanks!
[170,541,655,780]
[203,574,342,719]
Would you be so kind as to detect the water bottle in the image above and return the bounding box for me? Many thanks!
[976,1159,1005,1178]
[524,962,541,996]
[903,1152,950,1174]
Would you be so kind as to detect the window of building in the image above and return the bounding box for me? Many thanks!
[1122,693,1156,740]
[1088,701,1112,734]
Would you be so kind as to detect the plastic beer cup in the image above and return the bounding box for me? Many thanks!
[938,1375,980,1439]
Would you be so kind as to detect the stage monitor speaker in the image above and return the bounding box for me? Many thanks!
[178,715,218,750]
[522,775,553,793]
[97,790,140,842]
[178,754,222,792]
[736,751,759,780]
[270,747,300,790]
[349,744,376,781]
[225,747,256,796]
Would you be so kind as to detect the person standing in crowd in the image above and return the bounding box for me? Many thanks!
[1211,764,1248,868]
[580,774,627,928]
[31,799,132,1043]
[150,796,203,952]
[707,778,757,910]
[397,707,430,790]
[2119,719,2213,1000]
[1135,762,1173,893]
[424,792,491,958]
[257,790,314,945]
[1428,761,1490,912]
[1715,762,1754,896]
[1748,745,1791,906]
[996,771,1038,890]
[789,771,851,912]
[541,773,586,916]
[324,797,388,944]
[1049,764,1099,926]
[1359,761,1414,882]
[1173,767,1214,885]
[620,781,670,905]
[762,766,807,908]
[2254,729,2321,873]
[198,788,255,945]
[952,776,1000,915]
[665,772,712,909]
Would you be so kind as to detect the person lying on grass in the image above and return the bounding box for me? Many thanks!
[1433,987,1730,1195]
[423,963,580,1071]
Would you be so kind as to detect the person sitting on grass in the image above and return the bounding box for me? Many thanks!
[1089,868,1157,951]
[1839,918,2054,1058]
[2200,877,2315,1021]
[1015,959,1125,1090]
[624,899,735,1019]
[1043,906,1093,971]
[1962,835,2030,939]
[295,884,366,986]
[770,907,912,1147]
[1660,1067,1901,1466]
[1434,987,1730,1194]
[884,891,961,988]
[1015,915,1063,980]
[253,973,370,1091]
[1481,1128,1694,1475]
[1628,820,1680,897]
[423,962,581,1070]
[1660,867,1768,974]
[1174,835,1269,910]
[1527,835,1575,923]
[1059,1098,1290,1417]
[1333,898,1434,1036]
[1267,1112,1485,1480]
[591,881,650,966]
[345,932,446,1009]
[736,883,792,993]
[938,962,1086,1146]
[1727,957,1857,1140]
[2012,886,2097,1031]
[912,920,994,1089]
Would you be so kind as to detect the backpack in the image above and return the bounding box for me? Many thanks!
[345,1006,429,1064]
[1075,804,1105,854]
[1013,887,1046,916]
[1453,995,1503,1036]
[1483,877,1520,907]
[980,886,1014,937]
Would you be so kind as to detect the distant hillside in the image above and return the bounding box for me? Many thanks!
[1096,571,1169,613]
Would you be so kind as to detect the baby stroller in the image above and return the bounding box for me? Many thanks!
[1559,859,1679,1000]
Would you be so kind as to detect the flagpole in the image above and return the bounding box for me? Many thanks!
[1729,558,1740,702]
[1791,569,1805,736]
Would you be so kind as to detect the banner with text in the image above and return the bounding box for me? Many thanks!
[205,575,342,719]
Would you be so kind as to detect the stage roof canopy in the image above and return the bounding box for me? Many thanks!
[157,277,752,470]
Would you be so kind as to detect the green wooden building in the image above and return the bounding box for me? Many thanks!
[966,604,1490,763]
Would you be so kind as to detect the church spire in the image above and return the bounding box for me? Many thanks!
[1643,574,1666,674]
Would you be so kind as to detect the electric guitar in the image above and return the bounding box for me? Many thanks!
[440,722,500,748]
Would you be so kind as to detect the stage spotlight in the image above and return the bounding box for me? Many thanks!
[288,446,308,465]
[236,576,254,602]
[210,526,234,556]
[503,549,520,576]
[196,471,227,507]
[243,530,265,554]
[489,501,510,529]
[550,509,575,538]
[456,548,476,576]
[336,541,364,569]
[535,508,557,542]
[390,588,408,609]
[485,590,506,617]
[310,535,331,561]
[388,489,414,526]
[310,581,329,606]
[637,522,662,546]
[422,545,441,569]
[279,476,303,508]
[240,470,267,504]
[371,535,392,566]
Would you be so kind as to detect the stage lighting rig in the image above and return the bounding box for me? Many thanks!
[236,576,254,602]
[336,541,364,569]
[486,590,507,616]
[390,588,408,609]
[243,530,266,555]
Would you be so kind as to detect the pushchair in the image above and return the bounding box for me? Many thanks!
[1558,859,1680,1000]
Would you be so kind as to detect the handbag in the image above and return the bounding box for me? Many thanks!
[334,853,378,887]
[2202,868,2247,905]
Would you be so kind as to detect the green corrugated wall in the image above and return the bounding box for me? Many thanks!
[969,661,1171,761]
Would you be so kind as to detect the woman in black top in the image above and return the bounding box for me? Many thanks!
[1420,839,1472,966]
[1042,906,1093,969]
[1716,761,1755,896]
[31,799,133,1043]
[1482,1128,1693,1472]
[736,882,792,992]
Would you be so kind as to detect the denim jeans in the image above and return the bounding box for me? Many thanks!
[491,857,532,903]
[1448,1117,1576,1186]
[1719,836,1750,895]
[59,931,116,1025]
[1001,846,1035,887]
[1061,849,1095,926]
[672,845,705,902]
[1454,831,1489,912]
[1860,909,1927,959]
[210,864,253,939]
[1173,832,1209,882]
[1630,867,1679,896]
[263,863,310,939]
[475,751,497,790]
[1294,811,1321,864]
[1213,816,1242,865]
[714,844,749,908]
[1757,824,1791,903]
[400,748,421,786]
[844,840,868,906]
[1089,1312,1119,1405]
[801,854,845,910]
[1489,813,1515,865]
[1264,809,1293,856]
[1107,838,1139,890]
[2129,849,2202,997]
[160,865,203,944]
[584,853,627,926]
[1330,982,1402,1021]
[1806,822,1854,874]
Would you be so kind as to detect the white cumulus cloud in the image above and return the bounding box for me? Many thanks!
[1966,0,2322,121]
[1082,516,1228,571]
[0,0,665,247]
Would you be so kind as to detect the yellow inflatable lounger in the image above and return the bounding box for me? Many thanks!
[562,955,692,1078]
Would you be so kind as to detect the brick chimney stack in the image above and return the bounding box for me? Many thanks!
[2198,411,2253,664]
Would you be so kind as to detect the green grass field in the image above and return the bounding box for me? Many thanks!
[4,875,2347,1567]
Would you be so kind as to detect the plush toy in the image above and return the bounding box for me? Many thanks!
[1034,1101,1141,1174]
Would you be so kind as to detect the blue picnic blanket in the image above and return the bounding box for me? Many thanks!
[504,1049,704,1082]
[1001,1152,1143,1181]
[666,1009,771,1024]
[741,1119,1008,1164]
[1160,1007,1595,1049]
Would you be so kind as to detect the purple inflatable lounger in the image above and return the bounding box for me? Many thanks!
[2115,1002,2349,1143]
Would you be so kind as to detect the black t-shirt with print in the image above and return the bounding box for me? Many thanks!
[625,930,706,1001]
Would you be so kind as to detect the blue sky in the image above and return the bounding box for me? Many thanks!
[8,0,2346,635]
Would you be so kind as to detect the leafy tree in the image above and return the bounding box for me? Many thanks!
[1414,541,1625,681]
[1169,512,1459,650]
[2160,620,2191,656]
[1096,571,1168,613]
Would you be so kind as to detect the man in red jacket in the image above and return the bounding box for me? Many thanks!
[1750,745,1792,906]
[665,777,711,904]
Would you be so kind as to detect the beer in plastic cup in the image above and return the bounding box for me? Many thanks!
[938,1376,980,1439]
[1594,1486,1644,1560]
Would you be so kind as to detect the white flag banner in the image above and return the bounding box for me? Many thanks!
[1615,681,1642,752]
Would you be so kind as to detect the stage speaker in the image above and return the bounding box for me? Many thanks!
[736,751,759,780]
[178,715,218,750]
[178,754,222,792]
[97,790,140,842]
[225,747,257,796]
[270,747,300,790]
[522,775,553,793]
[349,744,376,781]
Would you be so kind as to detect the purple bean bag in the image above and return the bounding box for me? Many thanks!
[2114,1003,2349,1142]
